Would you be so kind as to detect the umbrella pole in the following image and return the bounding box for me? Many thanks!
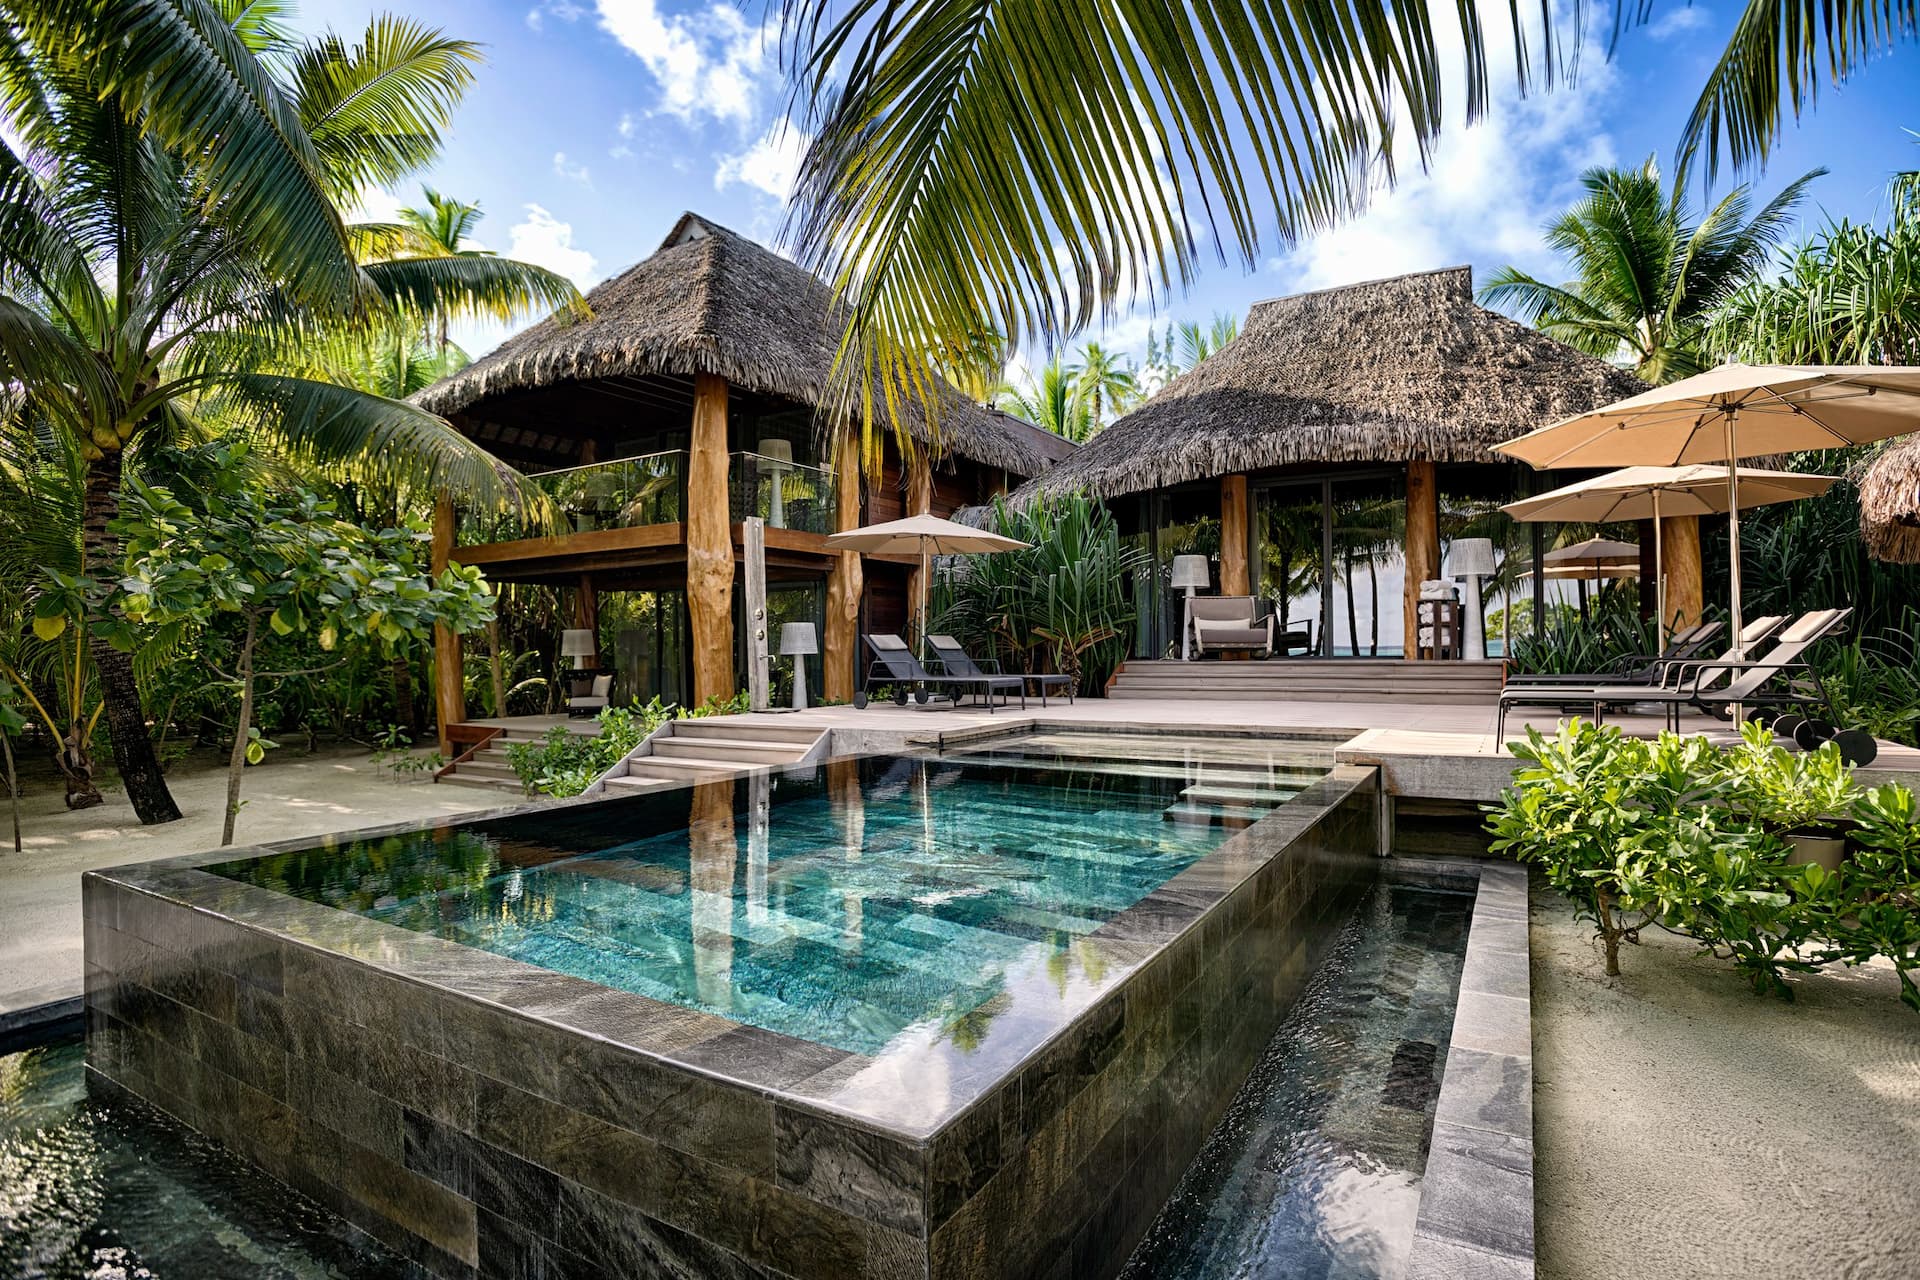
[1653,489,1665,649]
[917,538,930,661]
[1725,412,1744,658]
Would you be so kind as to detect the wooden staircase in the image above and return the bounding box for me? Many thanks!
[1107,658,1504,706]
[436,726,548,793]
[594,718,828,795]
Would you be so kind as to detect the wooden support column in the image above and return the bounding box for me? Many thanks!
[686,373,735,705]
[1402,460,1440,661]
[904,451,934,642]
[824,425,864,704]
[1219,474,1250,595]
[574,573,599,666]
[431,493,465,753]
[1659,514,1704,634]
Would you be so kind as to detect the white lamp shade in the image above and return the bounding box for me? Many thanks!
[759,438,794,469]
[1448,538,1496,578]
[779,622,818,656]
[560,628,597,659]
[1170,554,1210,590]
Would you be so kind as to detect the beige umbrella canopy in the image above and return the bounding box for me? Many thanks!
[1505,466,1839,642]
[1494,364,1920,649]
[1524,564,1640,580]
[1542,536,1641,571]
[1859,437,1920,563]
[825,514,1030,651]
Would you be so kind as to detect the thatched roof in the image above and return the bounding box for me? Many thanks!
[1017,266,1646,501]
[414,212,1052,477]
[1859,437,1920,562]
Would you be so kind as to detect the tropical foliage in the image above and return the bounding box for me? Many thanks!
[1489,719,1920,1009]
[0,2,582,823]
[1709,166,1920,365]
[1479,157,1820,382]
[778,0,1910,442]
[931,493,1145,695]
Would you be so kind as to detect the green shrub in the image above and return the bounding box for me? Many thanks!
[506,700,670,797]
[1488,718,1920,1007]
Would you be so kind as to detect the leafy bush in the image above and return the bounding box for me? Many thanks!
[1488,719,1920,1007]
[930,492,1146,695]
[1503,588,1664,676]
[506,701,670,797]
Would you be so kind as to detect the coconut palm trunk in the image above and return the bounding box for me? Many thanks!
[82,450,181,824]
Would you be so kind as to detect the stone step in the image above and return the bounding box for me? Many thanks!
[437,772,522,793]
[653,739,810,765]
[672,718,822,745]
[1161,800,1262,828]
[455,759,519,780]
[603,774,677,794]
[1181,783,1308,806]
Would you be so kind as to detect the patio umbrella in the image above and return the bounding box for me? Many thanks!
[1504,465,1838,645]
[1541,536,1641,572]
[1494,364,1920,652]
[824,514,1030,654]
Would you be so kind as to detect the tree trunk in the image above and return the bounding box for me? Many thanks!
[1344,549,1358,658]
[488,619,507,715]
[222,617,258,847]
[82,451,181,824]
[392,653,419,736]
[1367,555,1380,656]
[4,732,19,852]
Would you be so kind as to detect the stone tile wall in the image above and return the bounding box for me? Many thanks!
[82,765,1381,1280]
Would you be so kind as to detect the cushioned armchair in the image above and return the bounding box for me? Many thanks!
[1186,596,1275,659]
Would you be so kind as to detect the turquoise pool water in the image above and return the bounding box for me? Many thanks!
[210,741,1330,1056]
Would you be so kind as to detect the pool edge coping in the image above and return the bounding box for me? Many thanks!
[1404,859,1537,1279]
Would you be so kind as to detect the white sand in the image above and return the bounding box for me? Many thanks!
[0,747,508,1008]
[1529,876,1920,1278]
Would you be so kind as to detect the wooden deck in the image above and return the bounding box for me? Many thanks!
[1107,658,1505,705]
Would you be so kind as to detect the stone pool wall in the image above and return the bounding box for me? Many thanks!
[81,763,1378,1280]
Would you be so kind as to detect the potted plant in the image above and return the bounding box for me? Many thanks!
[1724,722,1859,871]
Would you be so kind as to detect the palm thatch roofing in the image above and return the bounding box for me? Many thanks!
[415,212,1052,477]
[1016,266,1646,502]
[1859,437,1920,562]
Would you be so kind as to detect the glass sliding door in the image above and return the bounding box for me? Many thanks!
[1254,480,1327,656]
[1327,474,1405,657]
[597,590,691,708]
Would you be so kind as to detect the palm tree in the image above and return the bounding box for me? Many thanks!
[995,358,1093,442]
[394,188,492,354]
[1710,166,1920,365]
[1478,157,1820,383]
[1074,342,1138,429]
[777,0,1907,444]
[0,8,582,823]
[932,323,1012,404]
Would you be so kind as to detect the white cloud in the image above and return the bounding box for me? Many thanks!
[552,150,593,185]
[594,0,774,128]
[506,204,600,290]
[714,123,810,200]
[1264,0,1618,295]
[617,111,638,139]
[526,1,584,32]
[1648,6,1713,39]
[346,185,407,225]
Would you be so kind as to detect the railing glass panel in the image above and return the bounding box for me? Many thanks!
[729,451,837,535]
[458,450,686,545]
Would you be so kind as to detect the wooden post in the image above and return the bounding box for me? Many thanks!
[904,451,933,645]
[1403,460,1440,661]
[1219,473,1250,595]
[1635,519,1658,620]
[1659,514,1704,634]
[743,517,770,711]
[574,573,599,665]
[431,493,465,753]
[686,373,735,705]
[824,425,864,704]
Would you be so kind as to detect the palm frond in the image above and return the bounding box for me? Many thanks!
[780,0,1562,449]
[361,254,586,324]
[1663,0,1918,186]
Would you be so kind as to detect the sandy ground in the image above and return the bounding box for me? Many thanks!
[1529,874,1920,1279]
[0,747,507,1010]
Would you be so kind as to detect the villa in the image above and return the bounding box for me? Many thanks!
[414,212,1072,749]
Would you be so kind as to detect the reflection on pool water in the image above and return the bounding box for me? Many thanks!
[1121,882,1473,1280]
[209,741,1331,1056]
[0,1037,410,1278]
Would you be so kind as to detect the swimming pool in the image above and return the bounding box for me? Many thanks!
[206,744,1326,1056]
[82,734,1382,1280]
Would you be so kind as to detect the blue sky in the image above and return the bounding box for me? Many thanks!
[299,0,1918,366]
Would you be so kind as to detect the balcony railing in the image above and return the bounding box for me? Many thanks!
[728,451,837,535]
[458,450,686,545]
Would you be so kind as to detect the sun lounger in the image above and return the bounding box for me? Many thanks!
[1496,616,1790,740]
[1503,620,1727,687]
[1588,608,1852,733]
[861,634,1025,712]
[927,634,1072,705]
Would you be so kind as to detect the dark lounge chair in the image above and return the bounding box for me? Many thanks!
[860,634,1025,712]
[1496,616,1789,740]
[1502,620,1728,687]
[1589,608,1854,734]
[928,634,1072,705]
